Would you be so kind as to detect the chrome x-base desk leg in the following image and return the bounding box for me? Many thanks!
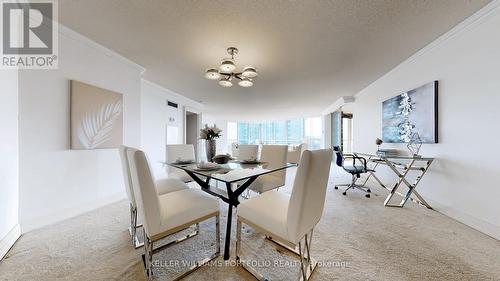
[383,159,433,209]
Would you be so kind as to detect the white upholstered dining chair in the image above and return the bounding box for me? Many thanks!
[166,144,196,182]
[119,145,190,248]
[231,142,239,159]
[248,145,288,194]
[237,144,259,161]
[127,147,220,280]
[287,143,307,164]
[236,149,333,281]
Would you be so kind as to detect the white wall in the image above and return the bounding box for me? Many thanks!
[352,2,500,239]
[18,26,144,232]
[141,80,203,176]
[202,116,229,157]
[322,114,332,149]
[0,70,20,258]
[186,113,199,156]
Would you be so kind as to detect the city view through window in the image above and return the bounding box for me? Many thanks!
[226,117,323,150]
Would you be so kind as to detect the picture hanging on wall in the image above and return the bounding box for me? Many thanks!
[70,80,123,149]
[382,81,438,143]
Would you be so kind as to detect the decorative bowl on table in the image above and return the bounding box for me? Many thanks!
[195,162,220,171]
[212,154,230,164]
[241,157,261,164]
[174,158,195,164]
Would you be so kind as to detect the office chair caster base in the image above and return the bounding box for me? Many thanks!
[365,194,370,198]
[342,192,347,196]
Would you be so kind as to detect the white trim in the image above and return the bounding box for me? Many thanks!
[320,0,500,111]
[141,79,204,109]
[58,24,146,74]
[420,198,499,241]
[346,0,500,241]
[21,192,126,234]
[0,224,21,261]
[184,106,203,160]
[355,0,500,98]
[184,106,202,115]
[321,96,355,115]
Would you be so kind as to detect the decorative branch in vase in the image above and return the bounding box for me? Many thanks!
[200,124,222,162]
[375,138,383,152]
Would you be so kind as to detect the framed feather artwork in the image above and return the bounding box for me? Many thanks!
[70,80,123,149]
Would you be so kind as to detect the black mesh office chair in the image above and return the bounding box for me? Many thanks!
[333,146,372,198]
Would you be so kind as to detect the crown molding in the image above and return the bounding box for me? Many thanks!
[141,79,204,109]
[355,0,500,98]
[58,24,146,74]
[321,96,355,115]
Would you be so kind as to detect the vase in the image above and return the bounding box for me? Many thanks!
[205,139,216,162]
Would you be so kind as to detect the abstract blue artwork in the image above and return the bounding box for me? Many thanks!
[382,81,438,143]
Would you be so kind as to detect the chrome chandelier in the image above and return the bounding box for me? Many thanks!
[205,47,258,88]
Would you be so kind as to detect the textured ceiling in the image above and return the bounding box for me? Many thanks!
[59,0,490,120]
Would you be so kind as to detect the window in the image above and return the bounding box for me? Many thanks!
[304,117,323,150]
[227,122,238,143]
[237,123,249,144]
[342,115,353,153]
[287,118,304,145]
[231,117,323,149]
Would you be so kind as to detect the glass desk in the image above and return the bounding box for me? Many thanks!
[354,153,435,209]
[168,161,297,260]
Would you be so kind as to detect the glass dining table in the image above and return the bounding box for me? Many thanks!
[167,160,297,260]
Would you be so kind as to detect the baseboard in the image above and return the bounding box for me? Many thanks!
[0,224,21,261]
[21,192,126,234]
[424,198,500,241]
[364,173,500,241]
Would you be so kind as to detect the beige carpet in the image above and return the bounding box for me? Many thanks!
[1,167,499,281]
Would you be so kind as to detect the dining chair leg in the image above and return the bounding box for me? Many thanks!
[304,234,312,271]
[129,204,144,248]
[216,215,221,255]
[297,232,317,281]
[141,217,218,281]
[242,189,250,199]
[267,230,317,280]
[132,206,138,247]
[298,241,307,281]
[224,204,233,260]
[143,229,154,279]
[235,219,241,260]
[129,203,135,246]
[235,220,268,280]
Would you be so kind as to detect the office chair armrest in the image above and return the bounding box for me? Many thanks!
[343,155,368,171]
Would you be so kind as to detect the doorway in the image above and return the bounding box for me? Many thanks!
[341,113,353,152]
[184,107,201,160]
[331,111,353,153]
